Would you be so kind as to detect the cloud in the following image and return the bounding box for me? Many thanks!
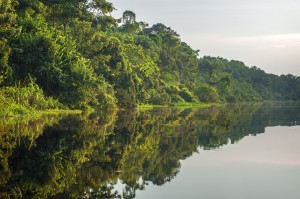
[271,44,286,48]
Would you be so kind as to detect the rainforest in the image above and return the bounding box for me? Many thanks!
[1,0,300,115]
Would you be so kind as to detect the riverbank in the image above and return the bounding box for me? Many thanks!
[1,102,215,118]
[138,102,213,109]
[0,107,82,119]
[172,102,214,108]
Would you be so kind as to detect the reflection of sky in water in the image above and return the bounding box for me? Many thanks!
[135,126,300,199]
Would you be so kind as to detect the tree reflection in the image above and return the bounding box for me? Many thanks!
[1,103,299,198]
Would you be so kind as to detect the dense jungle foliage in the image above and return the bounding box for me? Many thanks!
[1,0,299,114]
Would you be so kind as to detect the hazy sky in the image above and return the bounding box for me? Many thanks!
[109,0,300,75]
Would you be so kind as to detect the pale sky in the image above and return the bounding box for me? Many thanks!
[109,0,300,75]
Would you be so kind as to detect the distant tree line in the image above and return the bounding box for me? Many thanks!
[1,0,299,113]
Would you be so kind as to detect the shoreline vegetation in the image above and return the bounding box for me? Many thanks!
[1,0,299,117]
[3,101,299,118]
[1,101,213,118]
[0,108,83,119]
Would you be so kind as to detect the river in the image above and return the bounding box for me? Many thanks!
[0,103,299,198]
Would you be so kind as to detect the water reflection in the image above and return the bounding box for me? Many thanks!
[0,103,299,198]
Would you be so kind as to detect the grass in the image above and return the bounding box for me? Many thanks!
[0,83,82,118]
[172,102,213,108]
[0,107,82,119]
[138,104,168,109]
[137,102,215,109]
[39,109,82,114]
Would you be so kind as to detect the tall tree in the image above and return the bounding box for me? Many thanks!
[0,0,20,84]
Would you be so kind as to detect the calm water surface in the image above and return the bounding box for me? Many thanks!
[0,103,299,198]
[136,126,300,199]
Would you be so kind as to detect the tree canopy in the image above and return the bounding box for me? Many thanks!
[0,0,299,113]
